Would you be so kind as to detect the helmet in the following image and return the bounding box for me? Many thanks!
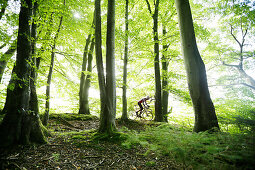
[146,95,150,99]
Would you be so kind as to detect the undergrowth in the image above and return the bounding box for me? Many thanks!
[122,124,255,169]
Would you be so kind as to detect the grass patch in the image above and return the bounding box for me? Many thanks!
[121,123,255,169]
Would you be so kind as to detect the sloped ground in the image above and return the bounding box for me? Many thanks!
[0,114,180,169]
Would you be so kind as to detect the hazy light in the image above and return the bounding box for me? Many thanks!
[74,13,80,18]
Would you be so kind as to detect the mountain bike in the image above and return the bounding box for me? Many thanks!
[133,104,154,120]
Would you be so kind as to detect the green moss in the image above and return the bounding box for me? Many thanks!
[92,131,128,144]
[49,113,98,121]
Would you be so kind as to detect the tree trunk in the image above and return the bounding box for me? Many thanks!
[153,0,163,122]
[79,34,91,114]
[96,0,117,134]
[0,41,16,83]
[29,1,39,114]
[175,0,219,132]
[161,25,169,122]
[0,0,46,146]
[121,0,129,121]
[43,13,64,126]
[80,38,95,115]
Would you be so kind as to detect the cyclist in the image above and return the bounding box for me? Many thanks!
[136,96,151,117]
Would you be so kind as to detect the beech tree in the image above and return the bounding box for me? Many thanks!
[95,0,117,134]
[121,0,129,121]
[145,0,163,122]
[43,2,64,126]
[175,0,220,132]
[0,0,46,146]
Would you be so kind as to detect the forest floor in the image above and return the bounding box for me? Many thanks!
[0,114,180,170]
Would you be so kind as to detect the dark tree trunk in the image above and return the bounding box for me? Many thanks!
[43,13,64,126]
[79,34,91,114]
[153,0,162,122]
[121,0,129,121]
[175,0,219,132]
[0,0,8,20]
[161,26,169,122]
[29,1,39,114]
[0,0,46,146]
[0,41,16,83]
[96,0,117,134]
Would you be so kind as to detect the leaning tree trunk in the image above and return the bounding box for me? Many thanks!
[80,38,95,115]
[0,41,16,83]
[121,0,129,121]
[96,0,117,134]
[175,0,219,132]
[0,0,46,146]
[161,25,169,122]
[43,14,63,126]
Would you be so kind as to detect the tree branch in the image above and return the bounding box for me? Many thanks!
[145,0,152,14]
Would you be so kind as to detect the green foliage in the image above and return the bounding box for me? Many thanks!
[122,124,255,169]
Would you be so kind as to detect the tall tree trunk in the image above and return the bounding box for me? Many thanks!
[121,0,129,121]
[0,0,8,20]
[0,0,46,146]
[95,0,106,117]
[175,0,219,132]
[145,0,163,122]
[79,34,91,114]
[0,41,16,83]
[153,0,163,122]
[81,38,95,115]
[161,25,169,122]
[96,0,117,134]
[29,1,39,114]
[43,12,64,126]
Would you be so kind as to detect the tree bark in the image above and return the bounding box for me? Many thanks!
[145,0,163,122]
[96,0,117,134]
[121,0,129,121]
[43,11,64,126]
[80,38,95,115]
[79,34,91,114]
[0,0,46,146]
[0,41,16,83]
[29,1,39,114]
[175,0,219,132]
[161,25,169,122]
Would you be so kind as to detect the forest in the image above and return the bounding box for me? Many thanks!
[0,0,254,169]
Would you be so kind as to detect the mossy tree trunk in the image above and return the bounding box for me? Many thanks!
[175,0,220,132]
[95,0,117,134]
[0,0,47,146]
[121,0,129,121]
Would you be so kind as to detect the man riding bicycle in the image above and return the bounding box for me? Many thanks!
[136,96,151,117]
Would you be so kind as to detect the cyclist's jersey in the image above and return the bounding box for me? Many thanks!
[138,98,147,103]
